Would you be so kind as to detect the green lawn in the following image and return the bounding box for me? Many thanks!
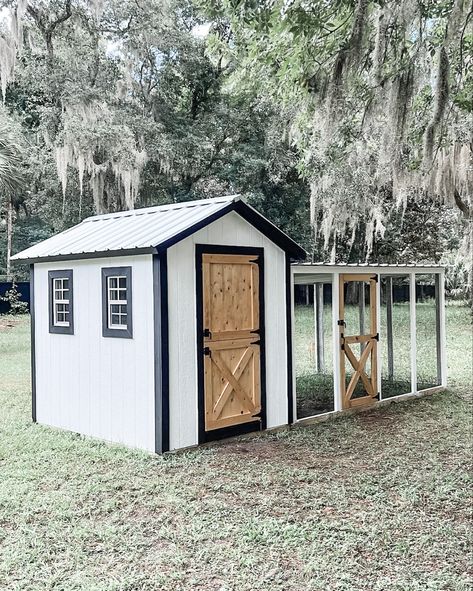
[0,311,472,590]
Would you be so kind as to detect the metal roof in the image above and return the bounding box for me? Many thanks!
[293,262,444,268]
[12,195,306,263]
[291,262,444,284]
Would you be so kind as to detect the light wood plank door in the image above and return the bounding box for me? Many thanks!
[202,253,262,431]
[339,274,378,409]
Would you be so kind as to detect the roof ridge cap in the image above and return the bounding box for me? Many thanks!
[83,195,239,222]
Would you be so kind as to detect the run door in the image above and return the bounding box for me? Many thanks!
[200,250,264,436]
[339,274,378,409]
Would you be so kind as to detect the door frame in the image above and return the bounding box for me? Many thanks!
[195,244,267,444]
[339,273,379,409]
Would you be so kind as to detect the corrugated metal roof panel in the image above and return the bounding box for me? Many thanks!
[12,196,239,262]
[292,262,444,268]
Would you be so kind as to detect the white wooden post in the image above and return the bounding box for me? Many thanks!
[359,282,365,354]
[332,272,342,411]
[291,267,297,421]
[386,276,394,380]
[376,275,382,399]
[438,271,447,387]
[314,283,325,372]
[409,272,417,394]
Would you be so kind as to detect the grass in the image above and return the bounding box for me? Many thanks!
[0,311,472,590]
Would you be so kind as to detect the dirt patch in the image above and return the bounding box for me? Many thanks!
[0,317,20,330]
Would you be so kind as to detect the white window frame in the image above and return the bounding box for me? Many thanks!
[102,267,133,339]
[53,277,71,327]
[48,269,74,335]
[107,275,128,330]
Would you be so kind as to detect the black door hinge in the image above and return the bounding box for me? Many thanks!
[337,319,346,327]
[371,274,379,282]
[250,328,260,335]
[203,328,211,338]
[374,332,379,341]
[203,347,211,356]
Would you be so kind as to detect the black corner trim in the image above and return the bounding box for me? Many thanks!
[48,269,74,335]
[101,266,133,339]
[153,253,170,453]
[30,264,37,423]
[196,244,267,444]
[157,201,306,260]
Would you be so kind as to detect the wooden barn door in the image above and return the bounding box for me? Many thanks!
[200,251,263,435]
[339,274,378,409]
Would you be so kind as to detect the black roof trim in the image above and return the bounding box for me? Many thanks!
[156,200,307,259]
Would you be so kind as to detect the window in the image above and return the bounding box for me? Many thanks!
[102,267,133,338]
[48,270,74,334]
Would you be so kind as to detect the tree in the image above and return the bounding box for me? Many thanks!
[0,107,24,279]
[0,0,316,274]
[200,1,472,261]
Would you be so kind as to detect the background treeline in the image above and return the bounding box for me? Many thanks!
[0,0,470,296]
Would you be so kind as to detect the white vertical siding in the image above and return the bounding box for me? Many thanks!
[34,255,155,452]
[167,211,288,451]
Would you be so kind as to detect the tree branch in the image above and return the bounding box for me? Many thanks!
[453,189,471,219]
[26,0,72,60]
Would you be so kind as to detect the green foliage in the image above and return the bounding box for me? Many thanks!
[0,281,28,313]
[1,0,314,262]
[200,0,472,270]
[0,106,24,195]
[0,0,469,291]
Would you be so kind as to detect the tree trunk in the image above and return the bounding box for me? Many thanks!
[6,197,13,280]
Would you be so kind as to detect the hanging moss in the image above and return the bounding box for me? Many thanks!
[422,47,450,172]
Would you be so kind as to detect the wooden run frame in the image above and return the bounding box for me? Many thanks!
[290,265,447,423]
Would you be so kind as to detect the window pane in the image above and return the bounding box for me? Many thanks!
[119,314,128,326]
[109,289,119,301]
[118,289,127,301]
[111,304,120,314]
[118,277,127,288]
[63,279,69,289]
[109,277,118,289]
[110,314,120,325]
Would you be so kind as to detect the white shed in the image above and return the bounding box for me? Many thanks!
[12,196,306,453]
